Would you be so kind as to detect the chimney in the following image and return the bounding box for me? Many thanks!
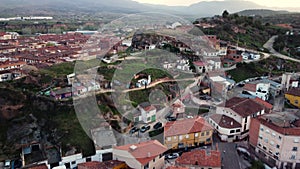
[147,152,151,157]
[130,145,137,151]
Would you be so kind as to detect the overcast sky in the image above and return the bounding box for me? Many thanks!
[133,0,300,8]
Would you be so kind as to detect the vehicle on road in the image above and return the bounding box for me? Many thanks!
[165,153,180,159]
[129,127,139,134]
[187,115,193,119]
[153,122,162,129]
[167,116,176,121]
[140,125,151,133]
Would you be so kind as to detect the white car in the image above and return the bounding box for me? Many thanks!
[187,115,193,119]
[165,153,180,159]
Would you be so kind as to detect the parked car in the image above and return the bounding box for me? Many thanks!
[4,160,10,169]
[187,115,193,119]
[153,122,162,129]
[165,153,179,159]
[167,116,176,121]
[140,125,151,133]
[129,127,139,134]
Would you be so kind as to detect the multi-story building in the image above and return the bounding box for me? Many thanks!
[112,140,167,169]
[285,87,300,108]
[164,117,214,149]
[243,83,270,101]
[210,97,265,141]
[249,112,300,169]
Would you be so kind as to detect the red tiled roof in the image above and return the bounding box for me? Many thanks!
[78,161,102,169]
[23,164,48,169]
[114,140,167,165]
[210,114,241,129]
[243,83,257,92]
[286,87,300,97]
[164,117,214,137]
[256,117,300,136]
[193,61,207,67]
[78,160,126,169]
[224,97,264,117]
[166,166,189,169]
[253,97,273,110]
[176,150,221,167]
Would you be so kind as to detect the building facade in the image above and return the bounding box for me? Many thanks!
[164,117,214,149]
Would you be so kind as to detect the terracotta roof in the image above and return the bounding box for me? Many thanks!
[78,160,126,169]
[166,166,189,169]
[256,116,300,136]
[210,114,241,129]
[176,150,221,167]
[139,102,156,112]
[78,161,102,169]
[224,97,264,118]
[253,97,273,110]
[164,117,214,137]
[193,61,207,67]
[114,140,167,165]
[286,87,300,97]
[243,83,257,92]
[23,164,48,169]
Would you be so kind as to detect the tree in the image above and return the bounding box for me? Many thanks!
[222,10,229,18]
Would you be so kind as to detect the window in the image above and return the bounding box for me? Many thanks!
[195,133,199,137]
[295,100,298,104]
[292,147,298,151]
[153,158,155,162]
[272,133,276,137]
[230,130,235,133]
[258,143,261,147]
[263,146,267,150]
[71,161,76,165]
[270,141,274,146]
[276,145,280,149]
[206,138,211,142]
[294,138,299,143]
[206,131,210,135]
[244,117,248,123]
[236,129,240,132]
[260,127,264,131]
[167,137,171,141]
[173,136,177,139]
[179,135,183,140]
[186,134,189,139]
[86,157,91,162]
[291,155,296,160]
[266,129,270,134]
[201,132,205,136]
[278,136,282,140]
[259,134,263,139]
[264,138,268,143]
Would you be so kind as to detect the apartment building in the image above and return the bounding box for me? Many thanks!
[249,112,300,169]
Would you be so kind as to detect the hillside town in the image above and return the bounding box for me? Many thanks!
[0,6,300,169]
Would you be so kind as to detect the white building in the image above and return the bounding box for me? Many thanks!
[138,102,157,123]
[243,83,270,101]
[215,97,265,141]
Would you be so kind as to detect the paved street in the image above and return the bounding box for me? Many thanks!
[263,35,300,63]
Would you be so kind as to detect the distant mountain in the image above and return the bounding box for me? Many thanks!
[0,0,295,18]
[236,9,290,17]
[184,0,264,16]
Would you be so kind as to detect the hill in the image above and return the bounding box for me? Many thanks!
[236,9,290,17]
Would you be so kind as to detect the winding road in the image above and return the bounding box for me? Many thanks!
[263,35,300,63]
